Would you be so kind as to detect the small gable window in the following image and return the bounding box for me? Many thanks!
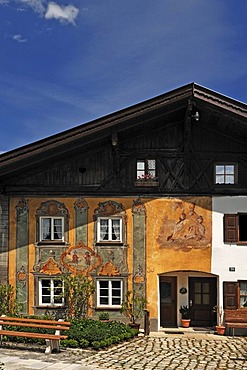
[224,213,247,243]
[136,159,157,181]
[215,164,237,185]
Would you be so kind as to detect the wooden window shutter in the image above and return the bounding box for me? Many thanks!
[224,214,238,243]
[223,282,238,309]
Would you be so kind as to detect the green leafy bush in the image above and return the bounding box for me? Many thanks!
[1,315,138,350]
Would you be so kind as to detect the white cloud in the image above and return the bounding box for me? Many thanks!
[45,2,79,25]
[13,34,27,42]
[19,0,45,14]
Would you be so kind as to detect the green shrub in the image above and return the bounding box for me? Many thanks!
[1,315,138,350]
[61,339,79,348]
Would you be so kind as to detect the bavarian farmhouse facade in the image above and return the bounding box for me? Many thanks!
[0,83,247,332]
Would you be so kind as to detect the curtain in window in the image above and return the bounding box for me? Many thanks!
[42,219,51,240]
[112,219,120,240]
[54,219,62,239]
[100,219,108,240]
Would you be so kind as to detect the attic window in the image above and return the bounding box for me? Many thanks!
[136,159,157,181]
[215,164,237,185]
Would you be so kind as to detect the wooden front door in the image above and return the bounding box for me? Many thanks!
[189,277,217,327]
[160,276,177,327]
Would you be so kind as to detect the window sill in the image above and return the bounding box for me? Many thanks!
[134,181,159,187]
[96,242,124,246]
[37,241,66,246]
[34,305,66,309]
[96,306,121,310]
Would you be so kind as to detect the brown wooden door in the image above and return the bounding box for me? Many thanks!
[160,276,177,327]
[189,277,217,327]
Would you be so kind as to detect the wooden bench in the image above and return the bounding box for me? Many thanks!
[0,316,71,354]
[224,309,247,337]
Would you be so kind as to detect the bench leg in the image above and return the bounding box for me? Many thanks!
[45,339,60,354]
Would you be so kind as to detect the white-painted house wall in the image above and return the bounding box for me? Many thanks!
[212,196,247,308]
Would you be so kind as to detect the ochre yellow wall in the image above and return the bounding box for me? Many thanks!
[9,196,211,317]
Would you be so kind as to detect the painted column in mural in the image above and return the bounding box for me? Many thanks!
[74,197,88,245]
[16,199,29,313]
[132,198,146,297]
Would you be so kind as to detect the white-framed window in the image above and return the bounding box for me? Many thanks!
[40,217,64,241]
[215,164,237,184]
[240,281,247,308]
[97,217,122,242]
[97,279,122,307]
[136,159,157,181]
[39,278,64,306]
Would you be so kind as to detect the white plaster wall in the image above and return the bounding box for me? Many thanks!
[212,196,247,307]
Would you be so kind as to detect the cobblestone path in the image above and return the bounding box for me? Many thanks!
[0,334,246,369]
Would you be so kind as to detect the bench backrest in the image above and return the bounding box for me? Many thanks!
[0,316,71,330]
[224,310,247,323]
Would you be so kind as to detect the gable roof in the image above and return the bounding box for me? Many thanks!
[0,82,247,177]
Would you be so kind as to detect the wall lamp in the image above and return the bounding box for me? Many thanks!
[191,111,200,122]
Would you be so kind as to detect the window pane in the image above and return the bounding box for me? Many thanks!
[53,218,62,239]
[216,175,224,184]
[202,294,209,305]
[112,297,121,305]
[100,297,109,305]
[225,165,234,174]
[195,293,201,304]
[100,219,109,240]
[41,218,51,240]
[215,165,224,175]
[112,219,120,240]
[137,161,145,170]
[225,175,234,184]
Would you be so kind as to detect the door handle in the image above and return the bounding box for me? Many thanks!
[189,300,193,307]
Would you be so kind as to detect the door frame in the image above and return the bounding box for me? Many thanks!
[189,276,217,327]
[159,276,177,327]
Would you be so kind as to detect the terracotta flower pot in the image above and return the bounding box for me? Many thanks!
[181,319,190,328]
[215,325,226,335]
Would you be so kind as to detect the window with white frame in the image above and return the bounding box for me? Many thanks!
[39,278,64,306]
[215,164,237,184]
[97,217,122,242]
[136,159,157,181]
[97,279,122,307]
[40,217,64,241]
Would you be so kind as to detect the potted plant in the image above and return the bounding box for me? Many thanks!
[98,311,110,322]
[179,305,191,327]
[213,306,225,335]
[120,290,147,330]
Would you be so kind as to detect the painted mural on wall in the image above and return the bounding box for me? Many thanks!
[156,198,211,252]
[60,241,102,275]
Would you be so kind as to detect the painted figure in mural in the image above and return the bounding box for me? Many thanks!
[72,250,79,264]
[167,206,205,242]
[84,251,91,267]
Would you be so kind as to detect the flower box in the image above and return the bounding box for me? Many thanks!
[134,181,159,187]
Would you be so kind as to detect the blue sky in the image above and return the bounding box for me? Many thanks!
[1,1,247,153]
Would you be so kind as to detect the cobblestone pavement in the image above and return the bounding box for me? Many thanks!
[0,333,246,370]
